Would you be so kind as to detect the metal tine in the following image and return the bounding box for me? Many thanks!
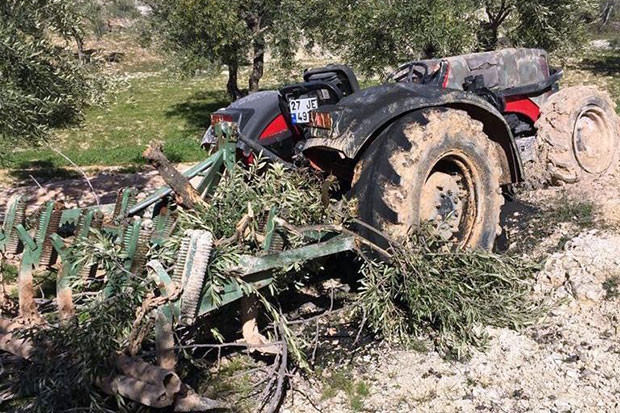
[178,230,213,324]
[129,221,154,276]
[1,195,27,255]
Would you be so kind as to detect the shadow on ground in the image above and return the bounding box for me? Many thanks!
[8,160,83,183]
[165,90,230,130]
[496,196,542,254]
[578,52,620,77]
[1,167,164,209]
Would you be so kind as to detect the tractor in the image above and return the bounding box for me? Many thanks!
[0,48,618,410]
[206,47,619,249]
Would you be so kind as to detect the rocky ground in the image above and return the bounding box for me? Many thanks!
[1,149,620,413]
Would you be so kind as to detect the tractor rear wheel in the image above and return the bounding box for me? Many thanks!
[352,108,504,250]
[535,86,619,184]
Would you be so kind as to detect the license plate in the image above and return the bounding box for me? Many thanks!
[289,97,318,124]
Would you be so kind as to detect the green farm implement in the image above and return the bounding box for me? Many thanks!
[0,125,363,410]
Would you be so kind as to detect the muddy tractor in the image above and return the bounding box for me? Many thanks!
[206,48,620,249]
[1,48,618,410]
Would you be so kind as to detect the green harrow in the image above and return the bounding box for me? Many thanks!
[0,124,360,410]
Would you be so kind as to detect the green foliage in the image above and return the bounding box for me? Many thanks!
[176,160,336,242]
[297,0,477,76]
[357,233,544,359]
[296,0,599,74]
[512,0,597,55]
[0,262,18,284]
[145,0,298,97]
[146,0,246,66]
[0,0,106,152]
[17,231,149,412]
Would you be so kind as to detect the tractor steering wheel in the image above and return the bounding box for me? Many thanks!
[387,61,430,84]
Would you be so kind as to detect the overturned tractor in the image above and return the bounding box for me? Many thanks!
[1,47,619,410]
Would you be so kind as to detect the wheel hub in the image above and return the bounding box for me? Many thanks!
[419,169,470,241]
[573,105,615,175]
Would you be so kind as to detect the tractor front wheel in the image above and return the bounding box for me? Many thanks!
[352,109,505,250]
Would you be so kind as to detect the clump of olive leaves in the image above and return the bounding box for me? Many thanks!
[9,159,543,411]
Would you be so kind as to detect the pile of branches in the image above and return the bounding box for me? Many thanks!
[357,233,544,359]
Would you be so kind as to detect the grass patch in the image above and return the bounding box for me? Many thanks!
[561,47,620,113]
[603,276,620,300]
[2,73,230,170]
[1,262,18,284]
[549,197,594,228]
[199,355,258,410]
[320,369,370,411]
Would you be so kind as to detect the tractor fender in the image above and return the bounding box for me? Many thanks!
[303,82,523,183]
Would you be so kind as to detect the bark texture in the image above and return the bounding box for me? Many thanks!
[142,141,207,210]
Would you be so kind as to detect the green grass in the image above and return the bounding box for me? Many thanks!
[1,262,18,284]
[603,275,620,300]
[4,72,230,171]
[561,47,620,114]
[320,369,370,411]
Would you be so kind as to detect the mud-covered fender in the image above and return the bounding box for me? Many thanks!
[303,82,523,183]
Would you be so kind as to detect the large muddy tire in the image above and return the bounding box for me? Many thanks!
[535,86,619,185]
[352,109,505,250]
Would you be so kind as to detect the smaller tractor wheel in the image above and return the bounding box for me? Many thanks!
[352,108,505,250]
[535,86,619,184]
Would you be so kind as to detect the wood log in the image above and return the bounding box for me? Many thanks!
[142,141,207,209]
[115,354,181,399]
[98,374,174,408]
[173,384,224,412]
[0,319,32,359]
[155,309,176,370]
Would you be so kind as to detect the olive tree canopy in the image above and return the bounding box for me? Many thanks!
[146,0,298,100]
[0,0,102,151]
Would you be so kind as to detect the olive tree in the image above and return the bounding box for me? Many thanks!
[477,0,597,52]
[0,0,103,152]
[296,0,477,76]
[146,0,298,100]
[296,0,598,76]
